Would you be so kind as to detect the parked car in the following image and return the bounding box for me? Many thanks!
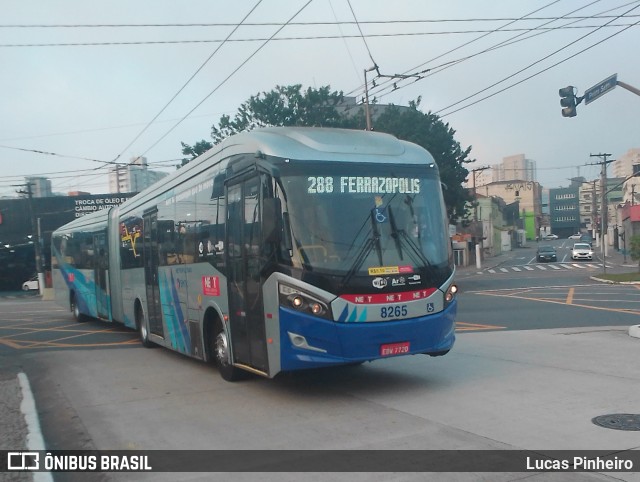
[571,242,593,261]
[536,245,557,262]
[568,233,582,240]
[541,233,558,240]
[22,276,39,291]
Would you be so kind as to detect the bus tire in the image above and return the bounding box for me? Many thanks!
[71,294,87,323]
[135,303,155,348]
[213,325,245,382]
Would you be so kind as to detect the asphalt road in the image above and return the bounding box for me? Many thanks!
[1,265,639,481]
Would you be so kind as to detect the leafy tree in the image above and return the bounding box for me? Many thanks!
[629,234,640,272]
[181,85,473,221]
[210,84,348,143]
[179,140,213,167]
[365,98,473,223]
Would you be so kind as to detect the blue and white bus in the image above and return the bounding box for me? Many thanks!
[52,127,457,381]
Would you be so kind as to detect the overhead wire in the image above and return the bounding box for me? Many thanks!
[8,23,640,48]
[4,15,640,28]
[136,0,315,158]
[436,4,640,118]
[111,0,264,164]
[359,0,573,102]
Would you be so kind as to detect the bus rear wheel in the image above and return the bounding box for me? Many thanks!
[213,327,244,382]
[71,294,86,322]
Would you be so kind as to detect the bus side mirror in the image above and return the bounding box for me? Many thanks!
[262,198,282,243]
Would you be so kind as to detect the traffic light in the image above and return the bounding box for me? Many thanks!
[559,86,577,117]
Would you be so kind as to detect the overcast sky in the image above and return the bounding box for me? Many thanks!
[1,0,639,196]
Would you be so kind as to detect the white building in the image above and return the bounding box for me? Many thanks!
[491,154,536,183]
[612,148,640,179]
[108,157,169,193]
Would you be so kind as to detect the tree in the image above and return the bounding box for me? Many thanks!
[179,140,213,167]
[210,84,348,143]
[181,85,473,221]
[629,234,640,272]
[366,98,473,223]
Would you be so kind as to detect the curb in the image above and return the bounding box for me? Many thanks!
[18,372,54,482]
[630,325,640,339]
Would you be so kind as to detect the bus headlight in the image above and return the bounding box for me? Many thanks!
[444,283,458,306]
[279,283,332,320]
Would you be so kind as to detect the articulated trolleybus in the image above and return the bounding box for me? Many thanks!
[52,127,457,381]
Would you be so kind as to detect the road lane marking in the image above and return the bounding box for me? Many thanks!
[456,322,506,332]
[566,287,574,305]
[477,289,640,316]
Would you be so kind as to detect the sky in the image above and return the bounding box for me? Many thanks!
[1,0,639,197]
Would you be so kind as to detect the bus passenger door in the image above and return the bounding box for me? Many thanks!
[143,210,164,337]
[94,232,110,319]
[226,175,269,373]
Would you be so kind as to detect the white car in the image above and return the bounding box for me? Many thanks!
[22,277,39,291]
[568,233,582,240]
[571,243,593,261]
[542,233,558,240]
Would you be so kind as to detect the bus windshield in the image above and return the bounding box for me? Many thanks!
[276,161,452,276]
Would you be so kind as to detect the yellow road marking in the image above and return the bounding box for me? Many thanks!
[456,322,505,331]
[478,291,640,315]
[566,287,574,305]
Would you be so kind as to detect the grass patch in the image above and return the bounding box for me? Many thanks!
[595,272,640,283]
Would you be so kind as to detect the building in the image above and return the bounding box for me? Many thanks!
[612,148,640,179]
[108,157,169,193]
[486,154,536,183]
[0,193,135,290]
[25,176,52,198]
[549,183,581,237]
[477,180,542,240]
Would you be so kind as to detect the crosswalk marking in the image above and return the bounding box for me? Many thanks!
[471,263,607,276]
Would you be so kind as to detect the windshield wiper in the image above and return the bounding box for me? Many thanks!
[387,206,403,261]
[340,210,383,289]
[387,206,430,267]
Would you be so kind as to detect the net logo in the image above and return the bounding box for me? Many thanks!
[8,452,39,470]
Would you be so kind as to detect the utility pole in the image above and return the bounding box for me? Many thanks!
[471,166,490,222]
[363,65,377,131]
[17,182,44,295]
[589,153,614,274]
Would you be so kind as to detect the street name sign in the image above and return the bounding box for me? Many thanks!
[584,74,617,105]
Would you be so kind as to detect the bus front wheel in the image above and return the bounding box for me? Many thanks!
[135,304,155,348]
[213,327,244,382]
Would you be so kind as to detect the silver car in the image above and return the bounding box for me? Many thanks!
[571,243,593,261]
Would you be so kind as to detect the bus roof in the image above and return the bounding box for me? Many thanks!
[55,127,437,233]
